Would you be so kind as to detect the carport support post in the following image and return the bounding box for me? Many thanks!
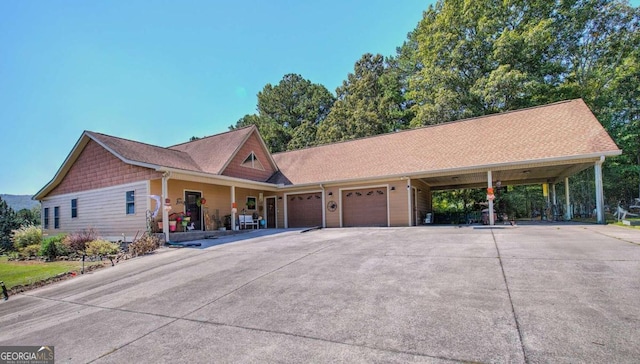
[595,156,605,224]
[487,170,495,225]
[565,177,571,221]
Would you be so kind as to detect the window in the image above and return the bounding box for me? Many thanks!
[126,191,135,214]
[54,206,60,229]
[44,208,49,229]
[241,152,265,170]
[71,199,78,218]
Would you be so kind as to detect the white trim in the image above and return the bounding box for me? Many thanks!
[407,178,412,227]
[283,190,323,229]
[339,184,390,227]
[412,187,418,226]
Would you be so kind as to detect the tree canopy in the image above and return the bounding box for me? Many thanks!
[227,0,639,207]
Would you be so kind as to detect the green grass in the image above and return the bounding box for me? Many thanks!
[0,256,103,289]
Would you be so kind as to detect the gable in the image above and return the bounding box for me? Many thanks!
[221,131,276,182]
[48,140,161,197]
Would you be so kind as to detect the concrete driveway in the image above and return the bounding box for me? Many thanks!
[1,224,639,363]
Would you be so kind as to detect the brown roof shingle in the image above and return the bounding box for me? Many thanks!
[86,126,256,174]
[271,99,620,185]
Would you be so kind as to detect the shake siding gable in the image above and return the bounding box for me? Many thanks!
[221,132,276,182]
[49,140,162,196]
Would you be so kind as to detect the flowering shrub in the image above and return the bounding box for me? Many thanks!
[19,244,41,258]
[64,228,98,254]
[85,240,120,256]
[12,225,42,250]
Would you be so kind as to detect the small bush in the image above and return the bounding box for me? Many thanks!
[85,240,120,256]
[129,233,160,257]
[40,234,68,260]
[12,225,42,250]
[64,228,98,254]
[19,244,41,258]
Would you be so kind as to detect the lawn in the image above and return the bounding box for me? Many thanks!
[0,256,104,289]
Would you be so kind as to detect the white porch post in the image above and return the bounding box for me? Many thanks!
[161,172,170,243]
[488,170,494,226]
[552,184,557,206]
[407,178,412,227]
[231,185,237,230]
[595,156,605,224]
[564,177,571,221]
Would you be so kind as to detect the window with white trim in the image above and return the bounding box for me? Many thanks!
[54,206,60,229]
[71,199,78,218]
[44,207,49,229]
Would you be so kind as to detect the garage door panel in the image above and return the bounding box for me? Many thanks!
[342,188,387,227]
[287,193,322,228]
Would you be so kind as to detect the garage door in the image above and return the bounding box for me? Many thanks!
[287,193,322,228]
[342,188,388,227]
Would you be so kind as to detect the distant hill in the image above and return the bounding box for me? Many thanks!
[0,194,40,211]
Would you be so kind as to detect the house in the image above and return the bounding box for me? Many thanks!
[34,99,621,241]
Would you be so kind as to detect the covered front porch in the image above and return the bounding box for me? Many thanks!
[149,170,283,242]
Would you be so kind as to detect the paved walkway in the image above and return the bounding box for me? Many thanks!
[0,224,638,363]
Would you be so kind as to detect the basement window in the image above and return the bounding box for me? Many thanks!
[241,152,265,171]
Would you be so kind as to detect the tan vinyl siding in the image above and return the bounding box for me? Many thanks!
[41,181,149,241]
[165,180,231,230]
[325,188,340,228]
[412,180,432,224]
[388,182,409,227]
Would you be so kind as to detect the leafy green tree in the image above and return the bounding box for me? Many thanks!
[230,74,334,152]
[316,53,407,143]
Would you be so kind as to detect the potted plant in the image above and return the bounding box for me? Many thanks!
[224,214,232,230]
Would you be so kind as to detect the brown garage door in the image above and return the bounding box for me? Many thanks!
[287,193,322,228]
[342,188,388,227]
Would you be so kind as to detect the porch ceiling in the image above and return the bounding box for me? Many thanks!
[420,160,596,191]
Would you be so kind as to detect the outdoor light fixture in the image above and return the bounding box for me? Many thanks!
[522,170,531,174]
[391,186,396,191]
[328,192,333,196]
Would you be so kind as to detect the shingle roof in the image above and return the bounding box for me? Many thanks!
[271,99,620,185]
[168,126,255,173]
[86,126,256,174]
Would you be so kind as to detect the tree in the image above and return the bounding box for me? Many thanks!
[230,74,335,152]
[0,197,19,252]
[316,53,407,144]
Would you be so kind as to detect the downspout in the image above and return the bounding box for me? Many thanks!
[320,184,326,228]
[161,171,171,243]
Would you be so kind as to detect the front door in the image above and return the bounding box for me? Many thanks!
[266,197,276,228]
[184,191,202,230]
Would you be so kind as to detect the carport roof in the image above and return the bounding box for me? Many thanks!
[270,99,621,187]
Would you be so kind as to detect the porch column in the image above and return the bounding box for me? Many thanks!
[161,172,170,243]
[231,185,237,230]
[552,184,557,206]
[595,156,605,224]
[488,170,495,225]
[564,177,571,221]
[407,178,412,227]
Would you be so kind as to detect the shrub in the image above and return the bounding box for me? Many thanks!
[12,225,42,250]
[40,234,68,260]
[19,244,41,258]
[85,240,120,256]
[64,228,98,254]
[129,233,160,257]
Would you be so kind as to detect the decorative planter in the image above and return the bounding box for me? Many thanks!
[169,221,177,232]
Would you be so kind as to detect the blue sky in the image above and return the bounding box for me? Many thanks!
[1,1,638,196]
[0,0,429,195]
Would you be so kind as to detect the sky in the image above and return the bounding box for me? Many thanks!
[1,0,638,196]
[0,0,430,195]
